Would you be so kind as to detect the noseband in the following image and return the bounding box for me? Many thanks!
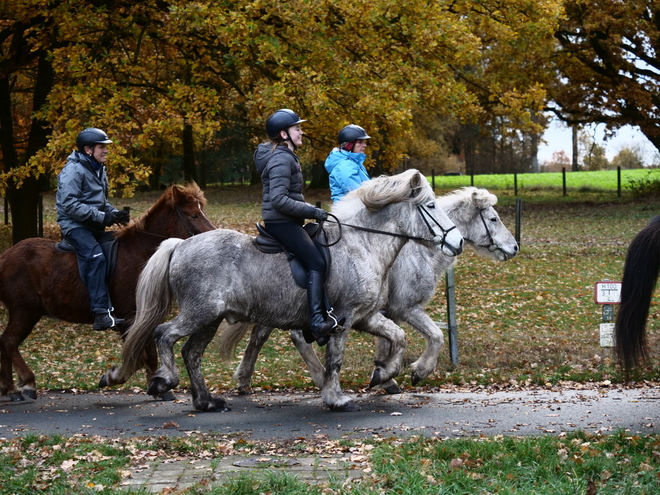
[319,203,456,248]
[175,204,205,236]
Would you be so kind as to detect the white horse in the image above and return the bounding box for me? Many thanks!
[229,187,518,396]
[100,170,464,412]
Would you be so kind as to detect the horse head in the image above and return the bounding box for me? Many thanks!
[337,169,463,257]
[118,182,216,240]
[439,187,518,261]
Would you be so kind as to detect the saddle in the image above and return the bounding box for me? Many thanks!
[253,222,331,289]
[55,231,119,280]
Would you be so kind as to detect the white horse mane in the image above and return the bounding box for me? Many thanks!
[332,169,433,218]
[436,186,497,216]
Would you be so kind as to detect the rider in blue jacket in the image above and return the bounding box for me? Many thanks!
[325,124,371,202]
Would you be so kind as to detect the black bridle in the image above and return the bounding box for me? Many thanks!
[464,209,498,252]
[318,204,457,248]
[175,204,205,237]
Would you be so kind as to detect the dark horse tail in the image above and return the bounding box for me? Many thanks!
[615,215,660,372]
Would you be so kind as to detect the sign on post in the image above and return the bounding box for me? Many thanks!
[594,281,621,348]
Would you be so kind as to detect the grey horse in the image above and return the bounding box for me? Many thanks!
[229,187,518,396]
[100,170,464,412]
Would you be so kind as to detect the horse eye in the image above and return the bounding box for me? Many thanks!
[426,202,435,209]
[190,214,199,219]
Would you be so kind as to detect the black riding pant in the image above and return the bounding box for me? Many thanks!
[65,227,111,314]
[263,221,326,273]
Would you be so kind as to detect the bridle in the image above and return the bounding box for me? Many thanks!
[318,203,457,249]
[129,202,209,240]
[464,208,499,252]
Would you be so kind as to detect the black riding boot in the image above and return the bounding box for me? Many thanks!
[307,270,338,346]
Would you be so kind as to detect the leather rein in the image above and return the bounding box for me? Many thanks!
[317,204,457,248]
[463,209,499,252]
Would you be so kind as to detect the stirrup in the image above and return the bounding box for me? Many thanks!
[326,308,346,332]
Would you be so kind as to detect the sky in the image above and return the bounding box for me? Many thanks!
[537,119,658,165]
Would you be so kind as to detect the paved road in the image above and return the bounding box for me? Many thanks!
[1,386,658,439]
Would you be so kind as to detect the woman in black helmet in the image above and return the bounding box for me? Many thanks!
[324,124,371,202]
[254,109,341,346]
[56,128,130,331]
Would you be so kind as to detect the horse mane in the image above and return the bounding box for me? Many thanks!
[436,187,497,217]
[333,169,432,217]
[116,182,206,239]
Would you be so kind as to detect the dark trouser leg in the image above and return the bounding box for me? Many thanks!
[264,222,338,345]
[66,228,124,330]
[66,228,110,312]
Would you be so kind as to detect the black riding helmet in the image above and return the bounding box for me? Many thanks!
[337,124,371,145]
[266,109,306,140]
[76,128,112,151]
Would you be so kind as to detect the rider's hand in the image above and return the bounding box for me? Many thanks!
[313,208,328,221]
[115,209,130,225]
[103,211,118,227]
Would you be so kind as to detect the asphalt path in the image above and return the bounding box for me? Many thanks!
[1,386,659,440]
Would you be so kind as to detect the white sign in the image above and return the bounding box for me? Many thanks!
[600,322,615,347]
[594,281,622,304]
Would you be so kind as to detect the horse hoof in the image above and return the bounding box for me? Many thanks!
[197,398,230,412]
[383,383,403,395]
[98,375,109,388]
[369,368,384,388]
[158,392,176,402]
[147,377,172,397]
[22,389,37,400]
[411,371,427,386]
[330,401,360,412]
[9,392,25,402]
[237,385,253,395]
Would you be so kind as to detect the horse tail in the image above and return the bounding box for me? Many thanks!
[119,238,184,382]
[615,216,660,373]
[216,322,253,361]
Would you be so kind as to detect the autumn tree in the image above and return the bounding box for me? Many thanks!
[3,0,563,243]
[611,146,645,170]
[550,1,660,152]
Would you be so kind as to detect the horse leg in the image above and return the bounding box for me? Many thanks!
[143,339,175,401]
[181,323,229,412]
[354,312,407,388]
[402,307,444,385]
[290,329,325,388]
[146,320,185,397]
[373,337,404,395]
[321,330,360,412]
[0,313,40,401]
[233,324,276,395]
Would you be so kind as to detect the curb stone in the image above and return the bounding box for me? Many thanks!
[120,454,365,492]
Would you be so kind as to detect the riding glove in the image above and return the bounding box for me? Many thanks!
[313,208,328,221]
[116,210,130,225]
[103,211,118,227]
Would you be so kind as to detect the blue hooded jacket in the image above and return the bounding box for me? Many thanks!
[324,149,370,202]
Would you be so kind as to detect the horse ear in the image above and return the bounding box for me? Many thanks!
[408,170,423,198]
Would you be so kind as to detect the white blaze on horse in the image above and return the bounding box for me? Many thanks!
[230,187,519,396]
[100,170,464,412]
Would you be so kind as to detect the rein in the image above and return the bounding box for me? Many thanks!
[318,204,457,248]
[463,209,499,252]
[125,205,205,240]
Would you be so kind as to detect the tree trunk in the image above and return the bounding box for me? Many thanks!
[182,123,198,184]
[571,124,579,171]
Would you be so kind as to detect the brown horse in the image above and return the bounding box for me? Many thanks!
[0,183,216,401]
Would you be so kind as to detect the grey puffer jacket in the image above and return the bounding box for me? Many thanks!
[254,143,318,223]
[56,150,118,235]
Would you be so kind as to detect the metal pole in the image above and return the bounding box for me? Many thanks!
[515,198,522,249]
[470,174,474,187]
[617,166,621,197]
[514,173,518,196]
[446,266,459,366]
[431,169,435,191]
[562,167,567,196]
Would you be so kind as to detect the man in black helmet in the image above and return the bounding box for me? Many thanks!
[56,128,130,331]
[325,124,371,202]
[254,109,343,346]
